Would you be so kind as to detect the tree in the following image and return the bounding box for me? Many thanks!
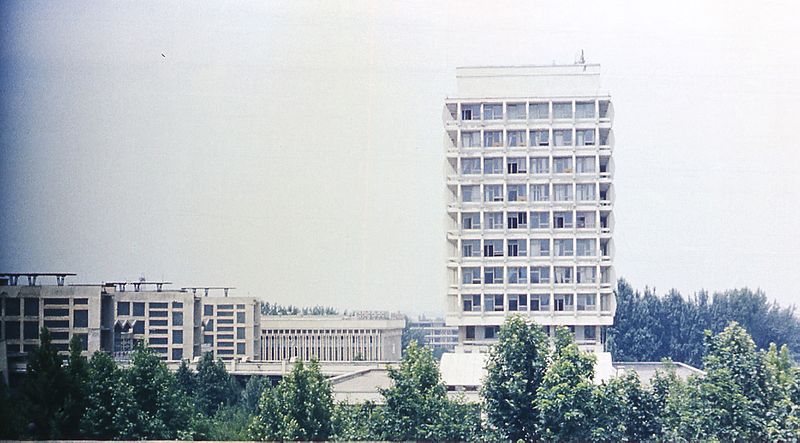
[175,359,196,397]
[763,343,800,439]
[61,335,89,438]
[482,315,549,441]
[22,327,68,439]
[241,375,270,414]
[194,352,238,416]
[378,341,478,441]
[249,359,333,441]
[114,345,194,440]
[80,351,120,439]
[537,326,596,441]
[331,402,380,441]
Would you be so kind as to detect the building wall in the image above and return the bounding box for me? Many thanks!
[200,296,261,360]
[444,64,616,352]
[261,317,404,362]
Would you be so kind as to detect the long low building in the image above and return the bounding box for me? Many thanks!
[261,315,405,362]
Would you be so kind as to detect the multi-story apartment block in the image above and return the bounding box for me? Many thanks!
[261,315,404,362]
[408,317,459,352]
[0,274,262,370]
[444,64,616,352]
[196,289,261,361]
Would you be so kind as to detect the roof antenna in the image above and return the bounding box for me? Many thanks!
[576,49,585,64]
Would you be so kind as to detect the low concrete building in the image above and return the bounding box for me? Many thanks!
[408,316,459,352]
[261,314,404,362]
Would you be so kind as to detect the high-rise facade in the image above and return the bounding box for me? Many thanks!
[444,64,616,352]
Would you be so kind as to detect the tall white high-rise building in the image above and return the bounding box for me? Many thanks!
[444,64,616,352]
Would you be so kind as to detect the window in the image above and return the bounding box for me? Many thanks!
[237,327,246,339]
[24,298,39,316]
[484,267,503,284]
[461,158,481,174]
[507,239,527,257]
[462,268,481,284]
[577,184,595,201]
[150,302,168,309]
[204,335,214,344]
[554,266,573,284]
[73,310,88,328]
[462,294,481,312]
[204,319,214,331]
[577,239,596,256]
[5,321,20,339]
[237,312,246,323]
[601,294,611,311]
[461,213,481,230]
[74,333,88,350]
[44,308,69,317]
[576,157,595,173]
[237,343,246,355]
[173,330,183,344]
[576,129,595,145]
[43,298,69,305]
[553,102,572,119]
[576,212,595,228]
[531,184,550,202]
[554,294,574,311]
[217,311,233,317]
[530,294,550,311]
[507,212,527,229]
[584,325,597,340]
[461,104,480,120]
[462,240,480,258]
[531,157,549,174]
[466,326,476,340]
[150,337,168,345]
[461,185,479,203]
[553,157,573,173]
[577,266,597,284]
[5,300,20,316]
[553,129,572,146]
[149,311,168,318]
[529,102,549,119]
[553,184,573,202]
[507,184,527,202]
[150,319,168,326]
[599,101,611,118]
[171,311,183,326]
[149,328,168,335]
[507,157,526,174]
[530,129,550,146]
[576,102,595,118]
[531,266,550,284]
[172,348,183,361]
[461,131,480,148]
[133,321,145,334]
[483,103,502,120]
[554,211,573,228]
[577,294,596,311]
[531,239,550,257]
[508,267,528,284]
[531,211,549,228]
[555,239,574,256]
[483,239,504,257]
[509,294,528,311]
[133,302,145,316]
[484,131,503,148]
[117,302,130,316]
[203,304,213,316]
[483,294,504,312]
[484,326,500,339]
[485,212,503,230]
[483,158,503,175]
[74,298,88,305]
[24,321,39,339]
[507,131,526,147]
[507,103,526,120]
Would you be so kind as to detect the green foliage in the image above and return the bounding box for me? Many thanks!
[537,327,597,441]
[62,335,89,439]
[609,279,800,366]
[261,301,338,316]
[248,359,334,441]
[482,315,549,441]
[80,351,120,439]
[331,402,380,441]
[194,352,239,415]
[175,359,196,396]
[22,327,69,439]
[378,341,480,441]
[241,375,271,414]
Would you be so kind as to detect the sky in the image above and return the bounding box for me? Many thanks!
[1,0,799,313]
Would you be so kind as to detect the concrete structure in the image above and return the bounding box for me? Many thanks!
[261,315,404,362]
[0,274,262,368]
[444,63,616,352]
[408,317,458,352]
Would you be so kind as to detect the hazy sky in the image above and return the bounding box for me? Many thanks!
[2,1,799,313]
